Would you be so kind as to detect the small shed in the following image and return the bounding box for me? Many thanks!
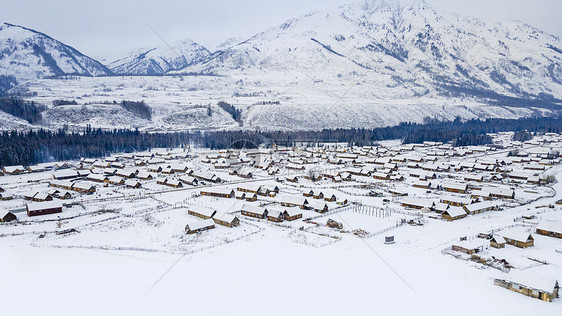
[0,209,17,223]
[490,235,506,248]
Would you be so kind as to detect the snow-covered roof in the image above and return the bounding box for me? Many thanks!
[491,235,506,244]
[536,221,562,234]
[26,201,62,212]
[444,206,466,218]
[501,229,533,242]
[508,270,559,295]
[185,219,215,231]
[188,205,216,218]
[213,212,238,224]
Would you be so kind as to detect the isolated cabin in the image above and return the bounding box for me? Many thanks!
[536,221,562,239]
[26,201,63,217]
[0,209,17,223]
[494,271,559,302]
[490,235,506,248]
[185,219,215,234]
[502,229,534,248]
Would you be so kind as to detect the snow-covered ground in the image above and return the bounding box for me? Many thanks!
[1,134,562,316]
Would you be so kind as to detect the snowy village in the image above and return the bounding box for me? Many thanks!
[1,131,561,309]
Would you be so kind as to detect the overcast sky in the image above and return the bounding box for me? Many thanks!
[2,0,561,62]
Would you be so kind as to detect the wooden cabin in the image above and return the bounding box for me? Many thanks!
[441,207,467,221]
[490,235,506,249]
[0,209,17,223]
[266,209,284,222]
[213,212,240,228]
[188,205,217,220]
[452,240,483,254]
[185,219,215,234]
[240,204,268,219]
[283,209,303,221]
[200,188,234,198]
[494,271,559,302]
[26,201,63,217]
[536,221,562,239]
[502,229,534,248]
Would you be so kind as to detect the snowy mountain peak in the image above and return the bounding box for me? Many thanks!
[0,22,112,95]
[108,39,211,75]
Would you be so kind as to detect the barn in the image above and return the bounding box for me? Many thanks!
[26,201,63,217]
[185,219,215,234]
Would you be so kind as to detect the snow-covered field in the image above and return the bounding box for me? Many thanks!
[1,133,562,316]
[8,74,554,132]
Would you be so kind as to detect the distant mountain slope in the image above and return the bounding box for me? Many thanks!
[180,0,562,104]
[0,22,112,94]
[108,39,211,75]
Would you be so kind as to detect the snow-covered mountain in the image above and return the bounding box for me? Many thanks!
[0,22,112,94]
[181,0,562,103]
[108,39,211,75]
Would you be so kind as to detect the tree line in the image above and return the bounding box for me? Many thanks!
[0,115,560,167]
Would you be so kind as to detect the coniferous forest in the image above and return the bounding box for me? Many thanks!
[0,115,560,167]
